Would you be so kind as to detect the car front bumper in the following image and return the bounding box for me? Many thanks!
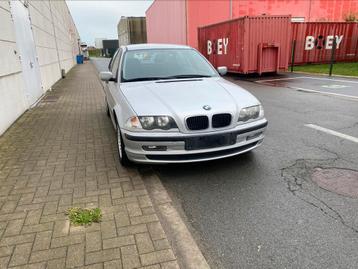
[122,119,268,164]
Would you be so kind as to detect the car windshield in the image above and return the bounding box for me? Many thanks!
[121,48,218,82]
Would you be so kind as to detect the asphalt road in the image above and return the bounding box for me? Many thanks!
[255,74,358,98]
[91,58,358,269]
[155,75,358,269]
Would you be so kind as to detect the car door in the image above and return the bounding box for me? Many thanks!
[105,49,121,118]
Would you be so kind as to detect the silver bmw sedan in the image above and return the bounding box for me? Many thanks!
[100,44,267,165]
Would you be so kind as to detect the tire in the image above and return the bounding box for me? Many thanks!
[116,126,131,166]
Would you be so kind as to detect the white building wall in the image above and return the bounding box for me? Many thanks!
[0,0,80,136]
[28,0,60,93]
[49,0,79,73]
[0,1,28,135]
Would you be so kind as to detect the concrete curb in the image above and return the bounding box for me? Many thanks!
[140,168,211,269]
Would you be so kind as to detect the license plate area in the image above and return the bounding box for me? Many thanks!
[185,133,236,150]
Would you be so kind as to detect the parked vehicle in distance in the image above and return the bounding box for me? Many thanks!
[100,44,268,165]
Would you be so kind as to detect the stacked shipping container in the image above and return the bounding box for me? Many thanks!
[146,0,358,49]
[146,0,358,69]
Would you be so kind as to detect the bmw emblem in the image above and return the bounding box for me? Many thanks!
[203,105,211,111]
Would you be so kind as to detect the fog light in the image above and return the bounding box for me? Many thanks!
[142,145,167,151]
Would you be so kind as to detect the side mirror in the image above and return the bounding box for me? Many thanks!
[99,71,113,81]
[217,66,228,76]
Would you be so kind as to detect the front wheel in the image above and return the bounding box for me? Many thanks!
[117,126,131,166]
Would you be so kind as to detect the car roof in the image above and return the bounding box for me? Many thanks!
[124,43,191,51]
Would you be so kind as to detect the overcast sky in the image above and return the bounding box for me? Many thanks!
[67,1,153,46]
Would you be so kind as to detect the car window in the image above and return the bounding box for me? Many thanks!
[110,49,121,80]
[121,49,218,82]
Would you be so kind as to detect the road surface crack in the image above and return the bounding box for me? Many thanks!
[281,159,358,234]
[301,140,357,166]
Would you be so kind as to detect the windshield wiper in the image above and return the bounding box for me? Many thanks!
[162,74,212,79]
[123,74,212,82]
[122,77,163,82]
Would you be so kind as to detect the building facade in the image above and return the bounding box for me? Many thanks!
[0,0,79,135]
[117,16,147,46]
[146,0,358,48]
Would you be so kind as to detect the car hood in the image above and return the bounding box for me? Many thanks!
[121,77,260,120]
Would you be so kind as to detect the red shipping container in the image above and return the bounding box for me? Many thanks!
[198,15,292,74]
[291,22,358,65]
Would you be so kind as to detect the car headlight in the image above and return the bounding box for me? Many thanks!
[125,116,177,130]
[139,116,155,129]
[238,105,264,122]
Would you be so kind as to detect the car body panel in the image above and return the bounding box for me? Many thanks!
[121,77,260,134]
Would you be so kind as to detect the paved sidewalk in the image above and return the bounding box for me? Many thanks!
[0,63,179,269]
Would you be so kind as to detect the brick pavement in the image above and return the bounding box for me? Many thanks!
[0,62,179,269]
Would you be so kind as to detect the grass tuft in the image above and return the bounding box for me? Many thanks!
[66,207,102,226]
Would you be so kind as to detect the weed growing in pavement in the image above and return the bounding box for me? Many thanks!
[66,207,102,226]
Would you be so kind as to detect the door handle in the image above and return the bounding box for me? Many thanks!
[30,62,33,68]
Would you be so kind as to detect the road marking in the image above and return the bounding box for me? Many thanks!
[291,86,358,101]
[321,84,349,89]
[305,124,358,143]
